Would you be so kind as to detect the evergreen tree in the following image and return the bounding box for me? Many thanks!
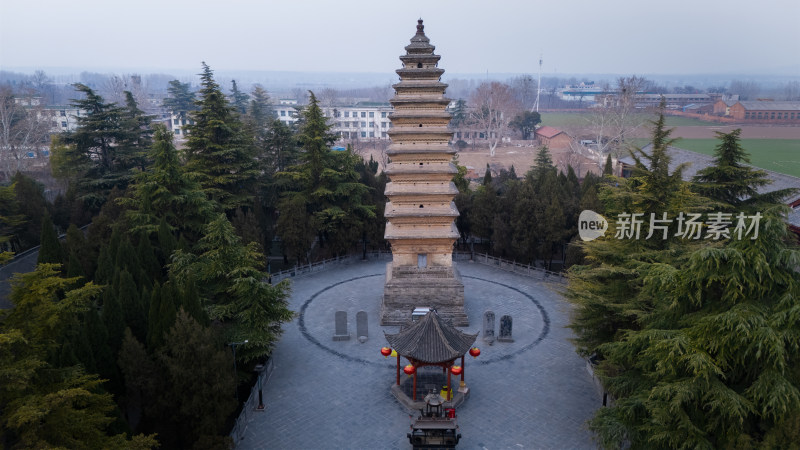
[450,98,467,128]
[157,216,178,266]
[102,287,126,357]
[587,207,800,448]
[509,110,541,140]
[117,270,147,343]
[530,145,554,180]
[0,181,26,255]
[171,214,293,362]
[37,211,64,266]
[94,246,114,285]
[146,282,163,349]
[482,163,493,186]
[603,154,614,175]
[276,91,374,257]
[562,108,800,447]
[693,128,794,209]
[59,84,143,210]
[0,265,154,448]
[11,173,48,249]
[163,80,196,120]
[123,124,214,240]
[136,233,161,283]
[65,224,91,278]
[154,282,178,349]
[184,63,259,213]
[264,118,298,174]
[247,85,274,129]
[229,80,250,114]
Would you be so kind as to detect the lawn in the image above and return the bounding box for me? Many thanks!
[540,112,717,128]
[676,139,800,178]
[630,138,800,178]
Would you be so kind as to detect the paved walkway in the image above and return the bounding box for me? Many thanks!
[238,259,600,449]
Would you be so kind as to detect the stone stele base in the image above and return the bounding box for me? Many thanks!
[380,262,468,326]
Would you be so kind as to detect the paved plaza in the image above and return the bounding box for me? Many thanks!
[238,259,600,449]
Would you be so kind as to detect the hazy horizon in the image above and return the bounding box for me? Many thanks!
[1,0,798,78]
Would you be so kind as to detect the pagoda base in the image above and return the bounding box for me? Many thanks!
[380,262,468,326]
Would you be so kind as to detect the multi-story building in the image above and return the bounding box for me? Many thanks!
[268,103,394,140]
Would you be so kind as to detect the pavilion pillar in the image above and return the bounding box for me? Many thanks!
[460,355,465,386]
[396,354,400,385]
[413,368,417,401]
[447,369,452,401]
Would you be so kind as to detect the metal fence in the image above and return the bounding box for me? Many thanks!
[230,357,275,443]
[270,250,392,283]
[453,252,566,283]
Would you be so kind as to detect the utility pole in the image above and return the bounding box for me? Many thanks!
[533,54,542,113]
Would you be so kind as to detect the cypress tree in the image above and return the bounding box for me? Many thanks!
[117,270,146,342]
[94,247,114,285]
[102,287,126,356]
[114,237,139,277]
[603,154,613,175]
[146,282,162,349]
[157,216,177,265]
[136,234,161,283]
[482,163,492,186]
[155,282,177,349]
[86,305,115,382]
[37,211,64,265]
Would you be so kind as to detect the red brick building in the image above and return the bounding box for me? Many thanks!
[729,101,800,122]
[535,126,572,149]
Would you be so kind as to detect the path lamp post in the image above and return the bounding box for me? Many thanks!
[254,363,266,410]
[229,340,248,403]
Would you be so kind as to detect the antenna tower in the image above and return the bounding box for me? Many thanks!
[533,54,542,112]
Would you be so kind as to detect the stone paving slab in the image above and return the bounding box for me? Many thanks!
[238,259,600,449]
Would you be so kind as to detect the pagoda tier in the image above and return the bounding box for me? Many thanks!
[381,19,467,327]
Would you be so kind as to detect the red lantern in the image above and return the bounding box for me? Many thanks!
[450,365,463,376]
[403,364,416,376]
[469,347,480,358]
[381,347,392,358]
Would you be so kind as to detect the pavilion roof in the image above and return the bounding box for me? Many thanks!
[384,311,477,363]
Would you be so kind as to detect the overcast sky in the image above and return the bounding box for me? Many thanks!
[1,0,798,76]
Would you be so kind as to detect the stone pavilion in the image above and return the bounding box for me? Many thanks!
[380,20,467,326]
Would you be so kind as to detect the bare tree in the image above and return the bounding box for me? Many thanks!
[729,80,761,101]
[509,75,537,111]
[101,74,149,107]
[0,86,51,181]
[469,82,520,157]
[290,88,309,105]
[586,75,651,157]
[783,81,800,101]
[318,88,339,108]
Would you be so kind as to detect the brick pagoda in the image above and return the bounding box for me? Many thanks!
[380,19,467,326]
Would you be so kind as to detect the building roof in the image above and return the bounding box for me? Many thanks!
[535,126,565,139]
[384,310,477,364]
[618,145,800,204]
[737,101,800,111]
